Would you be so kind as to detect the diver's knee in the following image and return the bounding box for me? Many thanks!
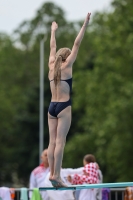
[49,141,56,146]
[56,138,66,146]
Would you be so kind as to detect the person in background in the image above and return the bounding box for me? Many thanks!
[29,149,50,200]
[68,155,98,185]
[67,154,103,200]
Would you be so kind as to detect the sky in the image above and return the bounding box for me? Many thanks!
[0,0,113,34]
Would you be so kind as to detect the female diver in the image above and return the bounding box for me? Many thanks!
[47,13,91,187]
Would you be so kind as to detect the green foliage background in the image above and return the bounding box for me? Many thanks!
[0,0,133,185]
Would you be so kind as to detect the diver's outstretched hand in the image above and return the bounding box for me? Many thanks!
[51,21,58,31]
[83,13,91,26]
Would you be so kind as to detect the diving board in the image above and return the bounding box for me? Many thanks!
[39,182,133,191]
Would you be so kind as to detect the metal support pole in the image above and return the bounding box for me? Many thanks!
[39,39,44,164]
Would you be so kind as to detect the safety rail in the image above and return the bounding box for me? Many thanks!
[0,187,129,200]
[12,188,126,200]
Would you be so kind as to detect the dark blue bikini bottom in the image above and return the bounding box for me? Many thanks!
[48,99,71,117]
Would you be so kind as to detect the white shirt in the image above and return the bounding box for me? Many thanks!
[29,164,50,200]
[94,169,103,200]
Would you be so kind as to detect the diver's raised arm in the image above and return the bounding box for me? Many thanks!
[49,21,58,66]
[66,13,91,65]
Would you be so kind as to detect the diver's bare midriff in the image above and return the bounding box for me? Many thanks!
[50,81,71,102]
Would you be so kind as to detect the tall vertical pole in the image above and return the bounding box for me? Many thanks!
[39,39,44,164]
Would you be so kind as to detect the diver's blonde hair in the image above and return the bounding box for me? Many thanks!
[54,48,71,87]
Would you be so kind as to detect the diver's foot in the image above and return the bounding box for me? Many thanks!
[50,177,68,188]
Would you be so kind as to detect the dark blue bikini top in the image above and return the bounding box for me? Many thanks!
[50,78,72,93]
